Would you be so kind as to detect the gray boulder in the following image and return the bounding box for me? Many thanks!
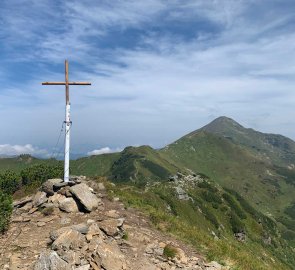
[97,241,125,270]
[175,186,190,200]
[32,191,47,207]
[42,178,63,195]
[52,229,85,251]
[59,197,79,213]
[99,218,124,236]
[70,183,100,212]
[34,251,71,270]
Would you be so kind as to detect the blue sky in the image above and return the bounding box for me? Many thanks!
[0,0,295,157]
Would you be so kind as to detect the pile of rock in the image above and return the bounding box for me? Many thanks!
[34,217,126,270]
[168,172,204,187]
[14,177,103,216]
[9,177,227,270]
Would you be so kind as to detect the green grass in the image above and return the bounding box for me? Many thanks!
[105,177,295,269]
[163,244,178,258]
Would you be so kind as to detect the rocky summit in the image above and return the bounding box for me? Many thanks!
[0,176,225,270]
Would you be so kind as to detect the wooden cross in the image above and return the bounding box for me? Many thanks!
[42,60,91,182]
[42,60,91,104]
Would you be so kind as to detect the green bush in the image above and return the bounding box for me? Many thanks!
[284,203,295,219]
[198,181,218,193]
[122,232,129,240]
[224,188,258,218]
[21,164,63,186]
[198,204,219,228]
[282,230,295,241]
[222,193,247,220]
[0,171,21,194]
[40,206,54,216]
[201,190,222,204]
[230,213,245,234]
[141,160,170,179]
[0,190,13,233]
[163,244,178,258]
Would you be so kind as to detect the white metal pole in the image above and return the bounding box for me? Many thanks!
[64,103,71,182]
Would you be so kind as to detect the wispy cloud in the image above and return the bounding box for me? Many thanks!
[0,144,49,157]
[87,147,122,156]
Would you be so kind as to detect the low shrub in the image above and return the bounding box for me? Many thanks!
[0,171,21,194]
[0,190,13,233]
[198,204,219,228]
[222,193,247,220]
[21,164,63,186]
[282,230,295,241]
[198,181,218,193]
[122,232,129,240]
[230,213,245,234]
[40,206,54,216]
[201,190,222,204]
[163,244,178,258]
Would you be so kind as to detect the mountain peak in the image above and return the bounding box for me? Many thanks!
[200,116,244,134]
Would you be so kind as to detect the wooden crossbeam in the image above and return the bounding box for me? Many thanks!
[42,60,91,104]
[42,82,91,85]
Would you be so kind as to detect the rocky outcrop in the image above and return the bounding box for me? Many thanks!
[3,177,227,270]
[174,186,190,200]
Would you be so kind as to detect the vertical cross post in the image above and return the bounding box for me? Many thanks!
[64,60,71,182]
[42,60,91,182]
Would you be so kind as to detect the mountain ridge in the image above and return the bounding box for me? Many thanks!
[1,116,295,268]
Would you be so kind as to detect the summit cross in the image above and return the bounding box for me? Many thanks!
[42,60,91,182]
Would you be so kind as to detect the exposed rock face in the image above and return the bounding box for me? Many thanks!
[59,197,79,213]
[234,232,246,242]
[175,186,190,200]
[70,183,101,212]
[34,251,71,270]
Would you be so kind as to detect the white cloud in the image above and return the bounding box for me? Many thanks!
[0,144,49,157]
[87,147,121,156]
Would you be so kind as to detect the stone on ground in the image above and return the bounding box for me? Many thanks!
[34,251,71,270]
[51,229,85,251]
[42,179,63,196]
[59,197,79,213]
[32,191,47,207]
[97,241,125,270]
[70,183,100,212]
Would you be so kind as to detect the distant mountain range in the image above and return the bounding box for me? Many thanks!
[69,116,295,216]
[1,116,295,268]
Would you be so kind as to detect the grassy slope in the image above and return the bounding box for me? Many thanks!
[0,155,60,173]
[71,152,120,176]
[109,145,179,184]
[107,179,294,269]
[160,131,295,216]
